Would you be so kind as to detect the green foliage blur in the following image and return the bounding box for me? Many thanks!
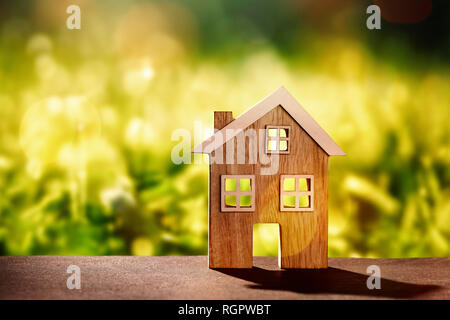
[0,0,449,257]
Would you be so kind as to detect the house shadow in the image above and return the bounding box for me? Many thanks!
[215,267,440,299]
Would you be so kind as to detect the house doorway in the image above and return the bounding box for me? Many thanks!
[253,223,280,261]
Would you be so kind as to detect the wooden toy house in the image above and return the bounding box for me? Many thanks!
[192,87,345,269]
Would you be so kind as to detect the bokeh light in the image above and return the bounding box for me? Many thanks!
[0,0,448,257]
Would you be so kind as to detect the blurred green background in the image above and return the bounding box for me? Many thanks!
[0,0,448,257]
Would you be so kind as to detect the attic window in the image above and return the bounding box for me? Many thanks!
[280,175,314,211]
[265,126,290,154]
[221,175,255,212]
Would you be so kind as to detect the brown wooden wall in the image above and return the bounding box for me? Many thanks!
[209,106,329,268]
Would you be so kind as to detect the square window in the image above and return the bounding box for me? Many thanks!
[283,195,296,208]
[298,195,310,207]
[225,195,236,207]
[298,178,309,191]
[240,195,252,207]
[240,178,251,191]
[221,175,255,212]
[266,126,290,154]
[225,178,236,191]
[280,175,314,211]
[283,178,295,191]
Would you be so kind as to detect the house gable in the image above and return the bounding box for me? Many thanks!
[192,87,345,156]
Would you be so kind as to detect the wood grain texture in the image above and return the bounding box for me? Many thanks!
[214,111,234,130]
[209,106,328,268]
[1,256,448,300]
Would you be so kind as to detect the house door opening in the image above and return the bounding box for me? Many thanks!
[253,223,280,266]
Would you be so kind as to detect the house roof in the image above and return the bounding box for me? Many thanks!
[191,87,346,156]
